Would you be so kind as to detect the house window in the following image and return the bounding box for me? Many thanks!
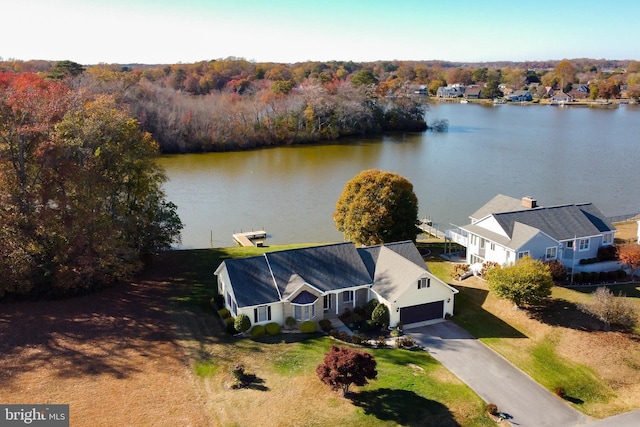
[342,290,354,303]
[470,235,477,246]
[517,251,530,259]
[470,254,483,264]
[323,295,332,311]
[490,243,495,251]
[418,277,430,289]
[293,304,315,321]
[567,240,573,249]
[480,238,485,249]
[602,233,613,245]
[545,247,557,260]
[254,306,271,323]
[579,238,589,251]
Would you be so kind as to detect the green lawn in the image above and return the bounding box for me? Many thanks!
[161,242,640,422]
[425,255,640,417]
[159,244,495,426]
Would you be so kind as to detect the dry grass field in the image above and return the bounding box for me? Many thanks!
[0,264,211,427]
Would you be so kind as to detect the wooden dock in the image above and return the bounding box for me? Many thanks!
[232,230,267,247]
[418,220,446,239]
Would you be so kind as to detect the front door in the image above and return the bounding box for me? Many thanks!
[323,294,332,312]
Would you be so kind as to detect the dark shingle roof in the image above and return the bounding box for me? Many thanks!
[291,290,318,304]
[223,256,280,308]
[220,241,431,308]
[265,242,372,298]
[491,203,615,241]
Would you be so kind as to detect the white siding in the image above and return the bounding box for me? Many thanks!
[476,216,509,237]
[377,272,456,327]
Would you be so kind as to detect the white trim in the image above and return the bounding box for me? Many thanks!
[545,246,557,260]
[263,254,282,300]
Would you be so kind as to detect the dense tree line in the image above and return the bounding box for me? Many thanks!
[1,57,638,153]
[0,72,182,298]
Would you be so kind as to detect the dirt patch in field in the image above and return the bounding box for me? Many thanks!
[0,263,209,427]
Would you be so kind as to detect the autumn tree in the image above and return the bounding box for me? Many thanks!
[594,78,620,100]
[485,257,553,308]
[579,287,638,331]
[334,169,419,245]
[316,345,377,395]
[0,74,182,297]
[618,243,640,276]
[554,59,576,92]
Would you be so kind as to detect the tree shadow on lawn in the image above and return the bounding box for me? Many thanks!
[0,250,226,388]
[452,285,527,339]
[526,299,606,331]
[350,388,460,427]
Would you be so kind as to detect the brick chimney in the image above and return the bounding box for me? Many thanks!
[522,196,537,209]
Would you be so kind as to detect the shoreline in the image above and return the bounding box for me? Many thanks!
[430,96,636,107]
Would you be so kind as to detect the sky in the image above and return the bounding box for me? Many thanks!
[2,0,640,65]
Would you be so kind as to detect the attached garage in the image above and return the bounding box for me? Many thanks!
[400,300,444,324]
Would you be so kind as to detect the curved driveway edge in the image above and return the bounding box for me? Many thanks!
[408,321,591,427]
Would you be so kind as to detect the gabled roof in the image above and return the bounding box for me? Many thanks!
[470,194,528,221]
[358,240,426,279]
[218,241,432,309]
[368,246,427,303]
[222,256,280,308]
[492,203,615,241]
[463,198,616,249]
[265,242,372,299]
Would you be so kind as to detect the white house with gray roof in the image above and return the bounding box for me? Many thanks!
[451,195,616,268]
[214,241,458,329]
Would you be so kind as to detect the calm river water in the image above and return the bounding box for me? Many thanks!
[157,102,640,249]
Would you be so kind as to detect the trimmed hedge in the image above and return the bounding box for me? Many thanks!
[218,308,231,319]
[318,319,332,333]
[250,324,266,338]
[224,316,237,334]
[300,321,317,333]
[265,322,281,335]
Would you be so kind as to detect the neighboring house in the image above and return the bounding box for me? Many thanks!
[573,84,590,93]
[436,85,465,98]
[214,241,458,329]
[412,85,428,95]
[464,86,482,99]
[567,89,589,100]
[507,90,533,102]
[448,195,616,269]
[551,91,574,103]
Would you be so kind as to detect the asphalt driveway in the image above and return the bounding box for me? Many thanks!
[408,321,591,427]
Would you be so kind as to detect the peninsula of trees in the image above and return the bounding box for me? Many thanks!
[1,57,637,153]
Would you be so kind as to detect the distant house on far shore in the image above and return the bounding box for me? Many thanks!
[507,90,533,102]
[464,86,482,99]
[551,91,574,103]
[436,85,465,98]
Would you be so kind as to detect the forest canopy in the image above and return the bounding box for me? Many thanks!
[1,57,637,153]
